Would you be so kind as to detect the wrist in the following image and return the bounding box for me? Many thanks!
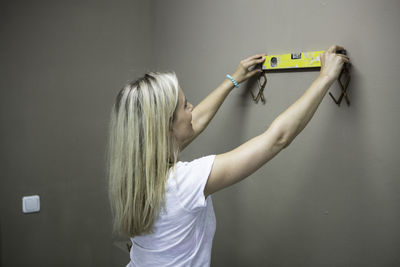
[317,74,335,86]
[231,73,242,83]
[223,78,236,92]
[226,74,239,88]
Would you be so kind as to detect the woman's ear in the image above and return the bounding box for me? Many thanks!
[168,124,175,137]
[168,116,175,135]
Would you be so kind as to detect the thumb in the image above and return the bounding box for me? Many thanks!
[249,68,262,77]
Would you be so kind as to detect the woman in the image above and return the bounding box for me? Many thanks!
[107,45,350,266]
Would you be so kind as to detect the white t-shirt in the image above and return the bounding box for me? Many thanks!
[127,155,216,267]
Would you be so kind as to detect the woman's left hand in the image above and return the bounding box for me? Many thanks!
[231,53,266,84]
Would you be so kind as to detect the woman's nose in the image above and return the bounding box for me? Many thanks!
[188,102,194,111]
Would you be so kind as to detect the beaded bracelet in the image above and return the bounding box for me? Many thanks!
[226,74,239,88]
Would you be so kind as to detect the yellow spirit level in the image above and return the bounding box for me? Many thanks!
[255,49,351,106]
[262,50,325,70]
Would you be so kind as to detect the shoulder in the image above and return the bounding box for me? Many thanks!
[171,155,216,180]
[167,155,216,211]
[175,155,216,171]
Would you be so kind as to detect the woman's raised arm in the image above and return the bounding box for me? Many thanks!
[204,45,350,197]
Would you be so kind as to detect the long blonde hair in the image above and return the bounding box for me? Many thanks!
[107,72,179,237]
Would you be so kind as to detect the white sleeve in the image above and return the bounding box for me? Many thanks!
[173,155,216,212]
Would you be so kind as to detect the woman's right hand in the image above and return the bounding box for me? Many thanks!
[319,45,351,82]
[231,53,266,84]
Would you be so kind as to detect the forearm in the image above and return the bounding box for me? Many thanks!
[191,79,235,132]
[271,75,335,146]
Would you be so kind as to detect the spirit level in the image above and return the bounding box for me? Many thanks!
[262,50,325,70]
[255,49,351,106]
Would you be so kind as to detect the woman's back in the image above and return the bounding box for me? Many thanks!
[128,155,216,267]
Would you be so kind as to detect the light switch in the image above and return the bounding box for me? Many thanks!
[22,195,40,213]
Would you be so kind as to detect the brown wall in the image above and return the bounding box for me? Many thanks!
[153,0,400,266]
[1,0,400,266]
[0,0,153,266]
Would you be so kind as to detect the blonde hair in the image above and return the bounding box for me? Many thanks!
[107,72,180,237]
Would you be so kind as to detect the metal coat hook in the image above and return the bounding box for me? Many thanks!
[329,62,351,106]
[251,71,267,104]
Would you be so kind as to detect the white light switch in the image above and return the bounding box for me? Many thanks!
[22,195,40,213]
